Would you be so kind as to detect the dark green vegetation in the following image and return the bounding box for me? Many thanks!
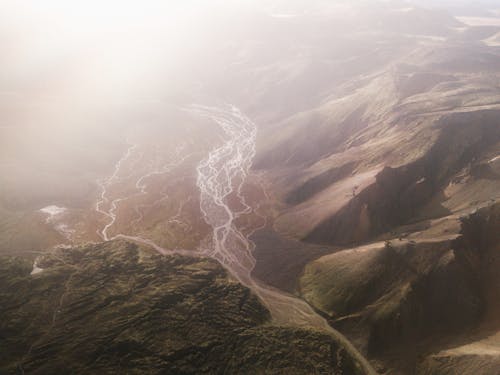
[0,240,365,374]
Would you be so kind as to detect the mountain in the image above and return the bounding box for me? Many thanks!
[244,5,500,374]
[0,240,366,374]
[0,1,499,374]
[299,203,500,373]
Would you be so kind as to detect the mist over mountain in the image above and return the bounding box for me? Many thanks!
[1,1,499,374]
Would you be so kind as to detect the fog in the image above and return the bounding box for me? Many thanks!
[0,0,498,208]
[0,1,215,208]
[1,3,499,374]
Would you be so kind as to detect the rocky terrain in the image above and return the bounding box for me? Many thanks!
[0,240,366,374]
[1,1,499,374]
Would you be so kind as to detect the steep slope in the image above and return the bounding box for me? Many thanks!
[255,54,500,245]
[299,203,500,374]
[0,240,367,374]
[418,203,500,374]
[305,110,500,245]
[247,12,500,375]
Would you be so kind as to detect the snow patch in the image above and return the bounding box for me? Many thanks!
[39,205,74,240]
[31,258,44,275]
[40,205,66,218]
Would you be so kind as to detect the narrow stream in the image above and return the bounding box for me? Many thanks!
[95,104,376,374]
[192,104,375,374]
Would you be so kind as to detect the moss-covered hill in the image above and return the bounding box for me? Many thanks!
[0,240,364,374]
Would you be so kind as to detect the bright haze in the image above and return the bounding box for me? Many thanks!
[1,1,499,374]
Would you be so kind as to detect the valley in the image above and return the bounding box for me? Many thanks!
[1,1,499,374]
